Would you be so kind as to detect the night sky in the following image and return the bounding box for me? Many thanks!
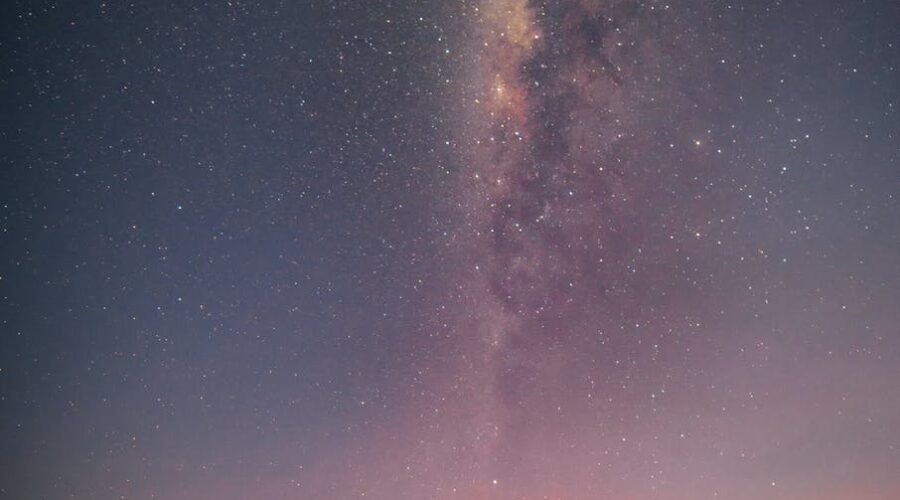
[2,1,900,499]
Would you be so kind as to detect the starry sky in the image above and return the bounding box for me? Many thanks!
[1,1,899,499]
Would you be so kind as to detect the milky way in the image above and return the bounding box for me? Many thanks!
[2,1,899,499]
[378,1,730,497]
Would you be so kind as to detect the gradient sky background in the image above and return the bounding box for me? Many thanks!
[1,1,899,499]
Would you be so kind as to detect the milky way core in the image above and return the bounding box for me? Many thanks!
[2,0,899,499]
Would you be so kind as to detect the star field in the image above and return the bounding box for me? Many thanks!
[1,1,899,499]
